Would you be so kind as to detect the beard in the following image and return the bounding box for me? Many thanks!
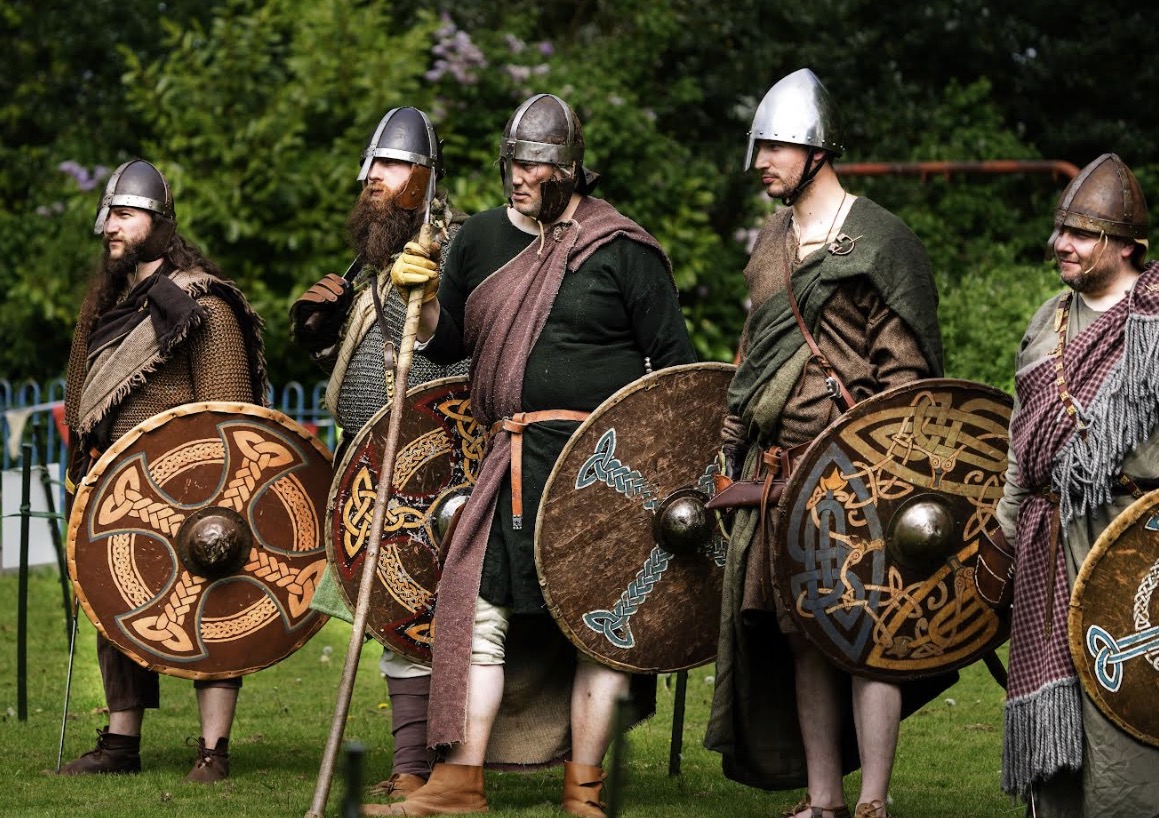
[346,188,423,270]
[1058,238,1119,294]
[102,235,144,283]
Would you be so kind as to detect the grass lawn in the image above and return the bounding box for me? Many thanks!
[0,567,1020,817]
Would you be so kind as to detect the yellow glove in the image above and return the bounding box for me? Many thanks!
[390,242,440,303]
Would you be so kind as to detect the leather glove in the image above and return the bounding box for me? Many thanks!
[290,273,353,353]
[720,413,750,480]
[389,242,440,303]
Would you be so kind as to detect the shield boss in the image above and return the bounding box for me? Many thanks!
[1070,488,1159,748]
[537,362,734,673]
[327,377,483,664]
[775,379,1012,681]
[67,402,333,680]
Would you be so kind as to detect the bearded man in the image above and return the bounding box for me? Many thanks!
[380,93,696,818]
[289,107,467,802]
[60,158,267,782]
[993,152,1159,817]
[703,69,945,818]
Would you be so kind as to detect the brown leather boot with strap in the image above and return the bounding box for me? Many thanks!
[363,763,488,817]
[186,736,230,783]
[562,762,607,818]
[783,797,851,818]
[57,727,141,775]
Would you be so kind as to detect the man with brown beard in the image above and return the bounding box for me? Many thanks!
[290,107,467,802]
[60,158,267,782]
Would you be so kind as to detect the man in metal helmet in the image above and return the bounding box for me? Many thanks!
[378,93,695,818]
[60,159,268,782]
[289,106,468,801]
[704,69,944,818]
[992,153,1159,816]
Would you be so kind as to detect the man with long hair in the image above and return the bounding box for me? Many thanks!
[60,158,267,783]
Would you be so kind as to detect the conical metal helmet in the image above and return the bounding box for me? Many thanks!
[93,159,176,261]
[499,93,599,222]
[744,68,844,170]
[358,106,440,211]
[1049,153,1150,248]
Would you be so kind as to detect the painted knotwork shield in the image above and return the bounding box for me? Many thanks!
[536,362,735,673]
[775,379,1012,681]
[327,377,482,664]
[1070,489,1159,748]
[67,402,333,680]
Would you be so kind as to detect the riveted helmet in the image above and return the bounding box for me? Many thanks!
[358,107,440,211]
[499,93,599,223]
[93,159,176,262]
[1048,153,1150,262]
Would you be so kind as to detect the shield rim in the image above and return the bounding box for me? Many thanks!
[67,400,333,680]
[535,361,736,673]
[1069,487,1159,748]
[325,375,476,665]
[774,377,1013,681]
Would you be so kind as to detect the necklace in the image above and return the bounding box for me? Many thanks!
[792,190,848,255]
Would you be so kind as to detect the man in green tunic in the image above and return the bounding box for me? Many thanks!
[993,152,1159,817]
[704,69,943,818]
[378,94,695,818]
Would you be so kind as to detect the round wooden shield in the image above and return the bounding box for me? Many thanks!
[1070,488,1159,748]
[775,379,1012,681]
[536,362,735,673]
[67,402,333,680]
[327,377,483,664]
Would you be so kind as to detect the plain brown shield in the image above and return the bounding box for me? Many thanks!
[536,362,735,673]
[774,379,1012,681]
[67,402,333,680]
[1070,488,1159,748]
[326,377,483,664]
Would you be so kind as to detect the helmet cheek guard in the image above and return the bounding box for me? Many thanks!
[358,107,441,212]
[499,94,597,223]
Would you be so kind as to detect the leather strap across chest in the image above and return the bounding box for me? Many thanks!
[489,410,590,529]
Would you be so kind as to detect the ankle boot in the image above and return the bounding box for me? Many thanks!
[58,727,141,775]
[361,763,487,816]
[562,761,607,818]
[186,736,230,783]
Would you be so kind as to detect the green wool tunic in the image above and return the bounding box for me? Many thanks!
[423,205,696,613]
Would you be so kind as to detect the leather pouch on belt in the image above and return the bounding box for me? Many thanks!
[706,477,786,510]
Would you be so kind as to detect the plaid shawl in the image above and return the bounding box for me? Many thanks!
[1004,261,1159,796]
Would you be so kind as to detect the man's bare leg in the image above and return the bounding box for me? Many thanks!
[445,663,505,766]
[196,686,239,746]
[569,660,630,765]
[107,707,144,737]
[791,638,846,816]
[850,676,900,808]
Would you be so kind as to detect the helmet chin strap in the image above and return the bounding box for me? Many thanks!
[781,147,823,207]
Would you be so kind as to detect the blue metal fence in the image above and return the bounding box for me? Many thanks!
[0,378,336,511]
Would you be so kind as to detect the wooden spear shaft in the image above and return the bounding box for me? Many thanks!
[306,230,433,818]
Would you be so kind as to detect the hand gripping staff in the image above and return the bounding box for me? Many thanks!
[307,179,440,818]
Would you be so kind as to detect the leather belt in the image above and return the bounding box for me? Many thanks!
[489,410,590,530]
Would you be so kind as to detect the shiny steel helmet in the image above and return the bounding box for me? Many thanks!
[499,93,599,223]
[93,159,176,261]
[1048,153,1150,264]
[357,107,440,212]
[744,68,844,169]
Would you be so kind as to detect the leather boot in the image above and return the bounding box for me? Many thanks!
[562,761,607,818]
[361,763,487,816]
[58,727,141,775]
[186,736,230,783]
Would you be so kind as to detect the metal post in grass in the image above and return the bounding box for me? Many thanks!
[606,693,631,818]
[341,741,365,818]
[17,442,32,721]
[667,669,688,776]
[32,416,71,636]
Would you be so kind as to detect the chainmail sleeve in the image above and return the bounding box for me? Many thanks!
[188,295,257,404]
